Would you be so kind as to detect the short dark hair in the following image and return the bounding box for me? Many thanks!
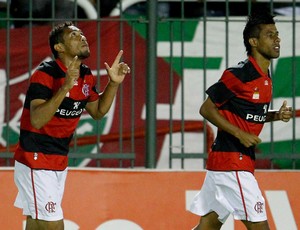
[49,21,74,59]
[243,8,275,56]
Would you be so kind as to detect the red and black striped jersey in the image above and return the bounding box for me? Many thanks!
[205,56,272,173]
[14,59,100,170]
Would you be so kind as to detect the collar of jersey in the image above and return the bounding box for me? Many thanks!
[55,58,68,72]
[248,56,270,78]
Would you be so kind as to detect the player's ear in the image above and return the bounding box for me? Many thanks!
[54,43,64,52]
[249,38,258,48]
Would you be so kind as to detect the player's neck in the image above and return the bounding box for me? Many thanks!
[252,54,271,74]
[58,55,82,69]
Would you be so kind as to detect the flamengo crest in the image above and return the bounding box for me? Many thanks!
[82,84,89,97]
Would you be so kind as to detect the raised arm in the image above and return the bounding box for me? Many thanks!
[85,50,130,120]
[30,56,81,129]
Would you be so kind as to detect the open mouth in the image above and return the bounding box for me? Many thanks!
[274,46,280,51]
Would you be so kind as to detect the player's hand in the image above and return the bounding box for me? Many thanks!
[64,56,81,90]
[236,129,261,148]
[278,100,293,122]
[104,50,130,85]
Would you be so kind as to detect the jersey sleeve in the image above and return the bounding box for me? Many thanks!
[206,70,238,108]
[27,70,53,101]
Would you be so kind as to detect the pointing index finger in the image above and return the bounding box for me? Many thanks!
[112,50,123,66]
[69,56,79,68]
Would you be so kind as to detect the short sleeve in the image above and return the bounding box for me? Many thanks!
[206,70,236,108]
[27,70,53,101]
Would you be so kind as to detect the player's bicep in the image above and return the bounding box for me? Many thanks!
[200,97,218,118]
[31,99,46,111]
[206,82,235,107]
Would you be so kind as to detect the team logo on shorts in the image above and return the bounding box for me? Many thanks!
[45,201,57,213]
[254,201,264,214]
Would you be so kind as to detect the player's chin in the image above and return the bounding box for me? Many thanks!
[273,51,280,58]
[78,51,90,59]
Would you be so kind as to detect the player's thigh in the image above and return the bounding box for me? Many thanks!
[197,212,223,230]
[26,216,64,230]
[242,220,270,230]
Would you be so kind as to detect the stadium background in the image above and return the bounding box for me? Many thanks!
[0,0,300,229]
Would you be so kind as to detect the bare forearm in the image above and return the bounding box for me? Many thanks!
[266,104,293,122]
[200,105,241,138]
[86,81,120,120]
[199,97,261,147]
[265,110,280,122]
[98,82,119,113]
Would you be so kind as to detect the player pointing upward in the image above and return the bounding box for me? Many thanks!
[14,21,130,229]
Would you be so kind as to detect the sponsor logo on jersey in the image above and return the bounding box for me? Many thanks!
[246,114,266,122]
[56,102,84,117]
[73,102,81,109]
[56,108,84,117]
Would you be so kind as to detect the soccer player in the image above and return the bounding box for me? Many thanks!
[189,9,293,230]
[14,21,130,229]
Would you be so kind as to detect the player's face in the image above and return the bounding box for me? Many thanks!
[62,26,90,59]
[255,24,281,60]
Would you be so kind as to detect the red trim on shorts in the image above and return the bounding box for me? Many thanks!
[31,169,38,219]
[235,171,248,221]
